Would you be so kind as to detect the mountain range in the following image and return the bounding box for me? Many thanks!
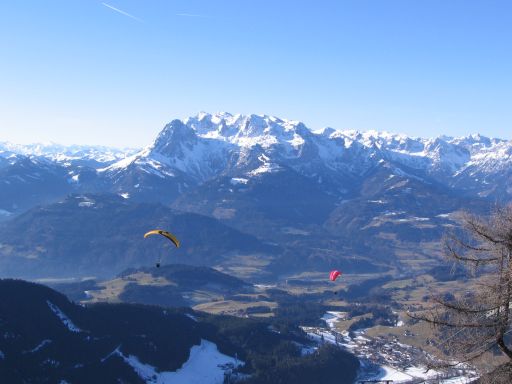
[1,112,510,280]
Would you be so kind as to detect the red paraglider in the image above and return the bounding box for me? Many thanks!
[329,270,342,281]
[329,270,342,295]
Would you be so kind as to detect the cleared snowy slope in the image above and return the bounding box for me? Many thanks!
[116,339,242,384]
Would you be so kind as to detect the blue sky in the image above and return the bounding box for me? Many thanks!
[0,0,510,146]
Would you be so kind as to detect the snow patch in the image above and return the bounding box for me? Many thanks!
[248,162,282,176]
[281,227,310,235]
[76,196,95,208]
[46,301,81,333]
[254,284,276,289]
[25,339,52,353]
[321,311,346,329]
[395,216,430,223]
[230,177,248,185]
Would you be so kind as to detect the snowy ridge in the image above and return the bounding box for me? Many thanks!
[101,112,511,196]
[46,301,82,333]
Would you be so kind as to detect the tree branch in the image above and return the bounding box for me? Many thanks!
[431,297,500,314]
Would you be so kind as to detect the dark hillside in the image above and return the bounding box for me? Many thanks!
[0,279,360,383]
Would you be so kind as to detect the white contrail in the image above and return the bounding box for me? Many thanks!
[102,3,143,22]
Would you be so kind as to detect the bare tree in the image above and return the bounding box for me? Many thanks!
[409,205,512,378]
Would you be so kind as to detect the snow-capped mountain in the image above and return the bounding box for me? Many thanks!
[103,113,373,184]
[102,112,512,199]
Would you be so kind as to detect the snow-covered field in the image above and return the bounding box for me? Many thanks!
[302,311,478,384]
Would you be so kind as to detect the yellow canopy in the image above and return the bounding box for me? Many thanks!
[143,230,180,248]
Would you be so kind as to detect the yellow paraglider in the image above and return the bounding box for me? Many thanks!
[144,230,180,267]
[144,230,180,247]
